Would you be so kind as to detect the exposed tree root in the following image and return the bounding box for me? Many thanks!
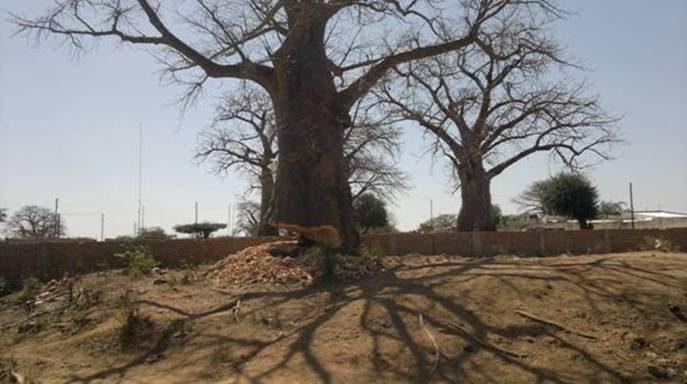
[416,311,527,359]
[515,310,597,340]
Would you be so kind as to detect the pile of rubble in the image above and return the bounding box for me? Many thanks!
[206,241,384,287]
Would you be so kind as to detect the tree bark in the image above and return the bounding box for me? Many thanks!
[577,218,591,230]
[457,161,496,232]
[270,15,359,253]
[257,168,278,237]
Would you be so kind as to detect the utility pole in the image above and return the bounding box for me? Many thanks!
[629,182,635,230]
[194,201,198,224]
[54,198,59,238]
[430,199,434,231]
[100,213,105,241]
[227,203,232,236]
[137,124,143,236]
[141,205,145,231]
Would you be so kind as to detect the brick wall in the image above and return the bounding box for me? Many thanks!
[1,229,685,282]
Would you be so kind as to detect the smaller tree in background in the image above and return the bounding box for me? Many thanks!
[497,213,532,231]
[541,173,599,229]
[234,201,262,237]
[418,214,457,233]
[353,194,390,234]
[0,207,7,223]
[137,227,173,241]
[514,180,554,217]
[599,201,625,218]
[491,205,504,228]
[418,204,504,233]
[6,205,65,239]
[174,222,227,239]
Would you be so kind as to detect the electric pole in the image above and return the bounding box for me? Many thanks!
[629,182,635,230]
[227,203,232,236]
[195,201,198,224]
[54,198,59,238]
[430,199,434,231]
[100,213,105,241]
[137,124,143,236]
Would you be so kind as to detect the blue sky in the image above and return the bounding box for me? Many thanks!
[1,0,686,239]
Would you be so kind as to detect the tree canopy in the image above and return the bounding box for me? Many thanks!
[174,222,227,239]
[353,193,390,234]
[5,205,66,239]
[137,227,173,240]
[12,0,571,252]
[377,1,618,231]
[418,214,457,233]
[524,173,600,229]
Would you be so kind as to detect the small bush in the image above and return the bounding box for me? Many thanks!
[0,278,12,297]
[115,292,153,350]
[115,245,160,277]
[117,310,153,350]
[17,277,40,303]
[360,245,384,261]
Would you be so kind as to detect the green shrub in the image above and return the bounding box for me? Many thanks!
[115,245,160,277]
[114,291,153,350]
[18,277,40,303]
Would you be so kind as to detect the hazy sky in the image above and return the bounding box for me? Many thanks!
[1,0,686,239]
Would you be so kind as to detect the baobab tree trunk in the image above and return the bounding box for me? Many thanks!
[257,169,278,237]
[577,218,592,230]
[270,15,359,253]
[457,161,497,232]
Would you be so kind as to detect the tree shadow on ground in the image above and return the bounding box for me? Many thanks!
[68,254,686,384]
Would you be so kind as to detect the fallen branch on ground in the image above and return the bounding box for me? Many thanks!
[414,310,527,359]
[418,313,451,375]
[441,318,528,358]
[515,310,597,340]
[232,299,241,322]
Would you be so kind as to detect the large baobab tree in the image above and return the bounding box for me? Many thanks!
[6,205,66,239]
[14,0,558,251]
[196,83,406,236]
[379,6,618,231]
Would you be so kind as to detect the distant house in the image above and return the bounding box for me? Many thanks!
[529,210,687,230]
[614,210,687,230]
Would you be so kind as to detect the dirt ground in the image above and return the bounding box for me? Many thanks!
[1,251,686,384]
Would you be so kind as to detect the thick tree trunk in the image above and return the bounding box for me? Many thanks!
[257,169,278,237]
[270,15,359,253]
[577,218,592,230]
[457,162,496,232]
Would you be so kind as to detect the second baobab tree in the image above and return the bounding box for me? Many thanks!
[15,0,563,251]
[379,4,619,231]
[196,84,406,237]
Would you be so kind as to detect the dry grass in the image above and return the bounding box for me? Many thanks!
[0,251,686,383]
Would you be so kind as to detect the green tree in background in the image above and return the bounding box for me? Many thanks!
[514,180,554,216]
[353,194,390,234]
[137,227,173,240]
[418,214,457,233]
[174,222,227,239]
[542,173,599,229]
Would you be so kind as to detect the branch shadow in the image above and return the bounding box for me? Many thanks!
[66,253,686,383]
